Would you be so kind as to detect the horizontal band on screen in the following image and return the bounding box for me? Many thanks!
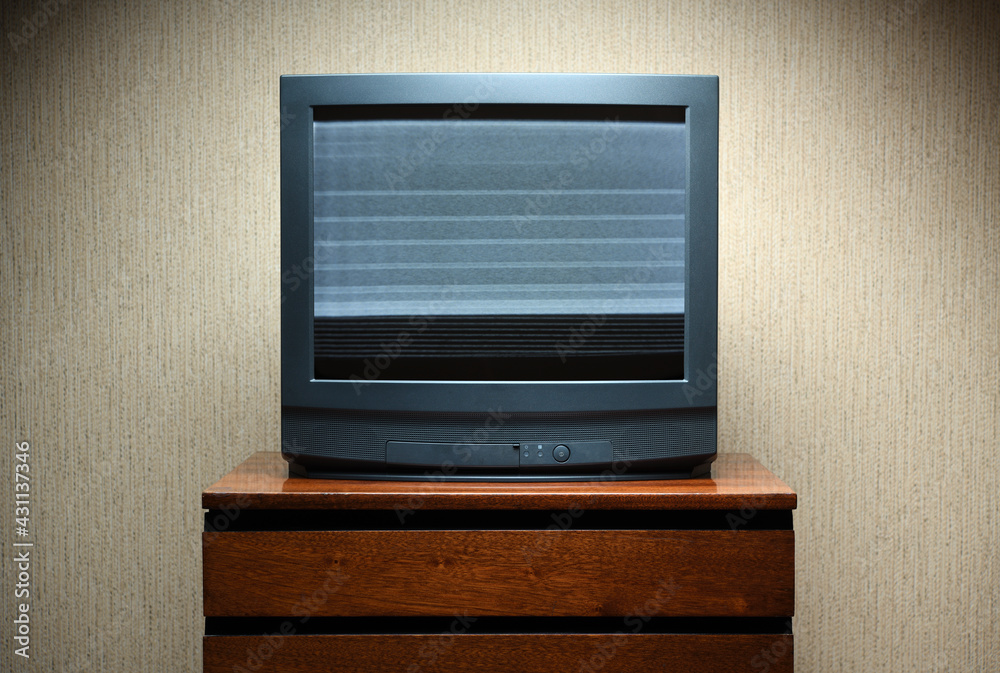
[313,103,687,123]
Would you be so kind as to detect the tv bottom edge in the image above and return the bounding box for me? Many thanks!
[281,406,717,482]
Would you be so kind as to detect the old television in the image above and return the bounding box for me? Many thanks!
[281,73,718,480]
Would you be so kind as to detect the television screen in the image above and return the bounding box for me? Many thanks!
[311,105,687,382]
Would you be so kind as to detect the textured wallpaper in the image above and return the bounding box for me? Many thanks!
[1,0,997,671]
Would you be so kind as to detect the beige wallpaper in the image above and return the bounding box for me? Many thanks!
[1,0,997,670]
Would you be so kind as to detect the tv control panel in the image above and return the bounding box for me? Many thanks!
[516,441,612,469]
[385,440,612,472]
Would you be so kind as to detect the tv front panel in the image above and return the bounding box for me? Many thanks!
[281,74,718,480]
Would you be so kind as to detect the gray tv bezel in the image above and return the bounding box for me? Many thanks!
[280,73,718,414]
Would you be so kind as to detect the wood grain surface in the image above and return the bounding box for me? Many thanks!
[202,452,797,511]
[203,529,794,617]
[203,633,794,673]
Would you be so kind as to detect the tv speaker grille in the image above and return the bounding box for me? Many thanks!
[282,406,715,464]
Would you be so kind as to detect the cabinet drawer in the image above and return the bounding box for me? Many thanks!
[204,633,793,673]
[203,529,793,617]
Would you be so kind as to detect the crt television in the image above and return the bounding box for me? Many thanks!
[280,73,718,480]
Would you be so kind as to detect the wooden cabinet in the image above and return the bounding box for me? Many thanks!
[203,453,796,672]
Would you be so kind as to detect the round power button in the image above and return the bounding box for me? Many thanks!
[552,445,570,462]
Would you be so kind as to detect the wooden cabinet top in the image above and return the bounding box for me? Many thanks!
[202,452,796,511]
